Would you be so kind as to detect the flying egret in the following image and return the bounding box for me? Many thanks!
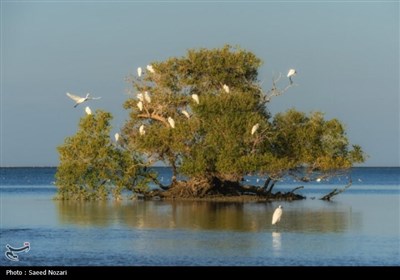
[137,67,142,77]
[137,93,144,102]
[114,133,120,142]
[272,205,283,225]
[223,84,230,93]
[168,117,175,128]
[85,106,92,115]
[137,101,143,111]
[139,125,145,136]
[182,110,190,119]
[144,91,151,103]
[66,92,101,108]
[191,94,199,104]
[146,65,155,73]
[287,69,297,84]
[251,123,260,135]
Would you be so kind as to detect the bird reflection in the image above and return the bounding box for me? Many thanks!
[272,231,281,253]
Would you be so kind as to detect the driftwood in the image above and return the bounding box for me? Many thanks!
[320,180,352,201]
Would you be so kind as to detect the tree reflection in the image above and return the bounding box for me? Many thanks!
[56,200,358,233]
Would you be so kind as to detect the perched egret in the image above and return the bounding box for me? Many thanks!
[137,101,143,111]
[272,205,283,225]
[146,65,155,73]
[114,133,120,142]
[139,125,145,136]
[181,110,190,119]
[137,93,144,102]
[168,117,175,128]
[144,91,151,103]
[191,94,200,104]
[287,69,297,84]
[316,178,322,182]
[85,106,92,115]
[66,92,101,108]
[137,67,142,77]
[251,123,260,135]
[223,84,230,93]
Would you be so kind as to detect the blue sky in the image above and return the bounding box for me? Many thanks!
[1,1,399,167]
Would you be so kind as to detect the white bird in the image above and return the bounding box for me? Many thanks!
[146,65,155,73]
[137,101,143,111]
[66,92,101,108]
[223,84,230,93]
[114,133,120,142]
[168,117,175,128]
[287,69,297,84]
[137,67,142,77]
[181,110,191,119]
[251,123,260,135]
[316,178,322,182]
[139,125,145,136]
[272,205,283,225]
[144,91,151,103]
[191,94,199,104]
[85,106,92,115]
[137,93,144,102]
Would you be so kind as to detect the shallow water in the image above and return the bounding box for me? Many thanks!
[0,167,399,266]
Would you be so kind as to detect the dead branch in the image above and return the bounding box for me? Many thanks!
[320,179,352,201]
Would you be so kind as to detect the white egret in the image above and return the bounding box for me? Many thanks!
[168,117,175,128]
[85,106,92,115]
[139,125,145,136]
[287,69,297,84]
[144,91,151,103]
[181,110,190,119]
[316,178,322,182]
[251,123,260,135]
[114,133,120,142]
[191,94,199,104]
[137,101,143,111]
[137,67,142,77]
[66,92,101,108]
[272,205,283,225]
[137,93,144,102]
[223,84,230,93]
[146,65,155,73]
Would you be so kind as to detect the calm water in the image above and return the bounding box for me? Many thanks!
[0,167,399,266]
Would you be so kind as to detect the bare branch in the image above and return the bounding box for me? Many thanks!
[320,179,352,201]
[137,113,169,127]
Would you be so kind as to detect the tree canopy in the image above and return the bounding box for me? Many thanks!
[57,45,365,200]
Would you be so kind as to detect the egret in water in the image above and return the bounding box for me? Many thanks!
[137,67,142,77]
[272,205,283,225]
[251,123,260,135]
[85,106,92,115]
[66,92,101,108]
[139,125,145,136]
[287,69,297,84]
[137,101,143,111]
[144,91,151,103]
[223,84,230,93]
[168,117,175,128]
[191,94,200,104]
[146,65,155,73]
[114,133,120,142]
[182,110,191,119]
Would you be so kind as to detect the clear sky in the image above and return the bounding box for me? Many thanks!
[1,1,399,167]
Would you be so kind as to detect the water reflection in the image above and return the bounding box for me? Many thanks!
[56,200,358,233]
[272,232,281,254]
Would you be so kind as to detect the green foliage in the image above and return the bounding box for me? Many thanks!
[122,45,365,187]
[58,45,366,198]
[56,110,148,200]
